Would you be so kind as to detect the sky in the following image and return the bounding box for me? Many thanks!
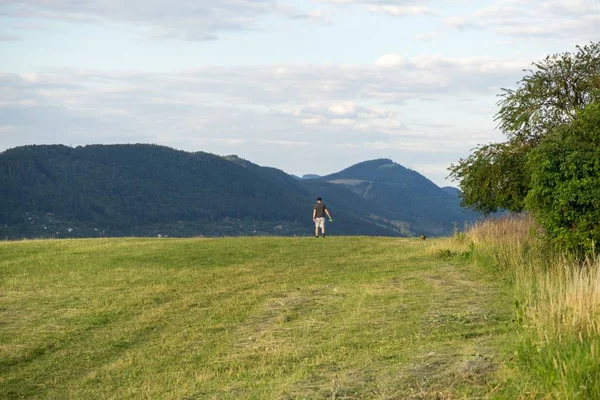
[0,1,599,186]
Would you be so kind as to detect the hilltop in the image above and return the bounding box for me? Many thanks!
[314,159,473,236]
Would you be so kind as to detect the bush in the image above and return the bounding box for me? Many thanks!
[526,103,600,254]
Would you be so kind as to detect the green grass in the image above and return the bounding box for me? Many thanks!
[0,237,514,399]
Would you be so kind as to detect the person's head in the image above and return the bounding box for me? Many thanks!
[317,197,322,203]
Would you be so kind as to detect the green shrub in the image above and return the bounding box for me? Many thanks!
[526,103,600,254]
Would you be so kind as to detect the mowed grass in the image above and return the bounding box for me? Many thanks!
[0,237,513,399]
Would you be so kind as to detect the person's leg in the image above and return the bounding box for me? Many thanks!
[321,220,326,237]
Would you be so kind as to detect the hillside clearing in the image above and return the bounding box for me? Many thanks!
[0,237,513,399]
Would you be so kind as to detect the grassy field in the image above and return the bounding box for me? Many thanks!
[1,237,515,399]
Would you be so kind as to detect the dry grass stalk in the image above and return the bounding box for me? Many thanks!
[466,214,600,340]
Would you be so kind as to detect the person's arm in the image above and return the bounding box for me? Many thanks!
[325,209,332,220]
[312,208,316,221]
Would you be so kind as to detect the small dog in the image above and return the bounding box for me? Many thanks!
[420,234,427,241]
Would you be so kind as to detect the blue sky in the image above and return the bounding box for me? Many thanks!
[1,0,599,185]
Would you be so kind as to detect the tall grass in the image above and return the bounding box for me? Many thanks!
[465,215,600,398]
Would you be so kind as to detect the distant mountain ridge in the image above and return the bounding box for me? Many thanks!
[0,144,477,239]
[314,159,474,236]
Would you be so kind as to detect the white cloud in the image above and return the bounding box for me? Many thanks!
[0,62,513,143]
[0,0,328,40]
[442,16,480,31]
[366,5,435,16]
[330,118,356,126]
[374,54,528,82]
[328,102,358,116]
[218,138,246,145]
[445,0,600,40]
[261,139,311,146]
[298,9,334,23]
[375,54,408,67]
[414,31,439,41]
[315,0,437,17]
[301,118,322,125]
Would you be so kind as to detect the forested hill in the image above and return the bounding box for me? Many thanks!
[316,159,477,236]
[0,144,477,239]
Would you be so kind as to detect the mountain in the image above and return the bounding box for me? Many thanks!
[0,145,478,239]
[442,186,461,198]
[309,159,477,235]
[0,145,399,239]
[301,174,322,180]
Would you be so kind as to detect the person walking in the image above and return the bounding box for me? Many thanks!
[312,197,332,238]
